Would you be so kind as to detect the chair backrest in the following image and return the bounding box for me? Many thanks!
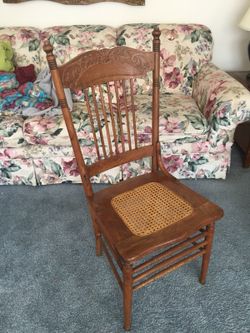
[44,28,161,197]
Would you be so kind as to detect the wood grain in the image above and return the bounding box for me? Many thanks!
[4,0,144,5]
[44,27,224,331]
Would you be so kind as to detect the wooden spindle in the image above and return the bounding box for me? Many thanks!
[84,89,101,160]
[98,84,113,156]
[133,241,207,284]
[152,28,161,171]
[91,86,107,158]
[114,80,125,153]
[129,79,138,149]
[122,80,132,151]
[107,83,119,154]
[133,231,207,274]
[133,250,205,291]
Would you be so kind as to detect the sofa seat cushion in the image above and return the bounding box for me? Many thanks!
[0,115,25,148]
[26,143,96,161]
[23,102,89,146]
[23,103,116,155]
[23,93,209,149]
[160,140,210,155]
[133,93,209,144]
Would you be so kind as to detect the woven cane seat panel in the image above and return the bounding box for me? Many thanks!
[111,182,193,237]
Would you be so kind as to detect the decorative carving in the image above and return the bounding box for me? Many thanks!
[58,47,154,89]
[3,0,144,5]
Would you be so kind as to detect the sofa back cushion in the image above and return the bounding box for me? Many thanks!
[39,25,117,71]
[116,24,213,95]
[0,27,41,73]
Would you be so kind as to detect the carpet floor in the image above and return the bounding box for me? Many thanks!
[0,146,249,333]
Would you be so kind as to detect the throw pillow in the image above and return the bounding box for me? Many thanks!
[15,64,36,85]
[0,40,14,72]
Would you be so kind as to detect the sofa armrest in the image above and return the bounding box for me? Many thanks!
[192,63,250,152]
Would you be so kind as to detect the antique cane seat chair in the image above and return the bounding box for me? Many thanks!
[44,28,224,331]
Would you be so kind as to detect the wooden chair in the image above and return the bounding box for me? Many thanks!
[44,28,224,331]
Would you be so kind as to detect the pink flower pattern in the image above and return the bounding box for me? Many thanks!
[0,24,249,185]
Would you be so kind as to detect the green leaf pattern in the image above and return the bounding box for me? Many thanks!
[1,24,249,183]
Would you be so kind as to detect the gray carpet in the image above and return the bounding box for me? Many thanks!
[0,146,249,333]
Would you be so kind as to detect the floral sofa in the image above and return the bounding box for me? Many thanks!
[0,24,250,185]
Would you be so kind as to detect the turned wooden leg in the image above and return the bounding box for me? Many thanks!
[90,213,102,256]
[123,263,133,331]
[200,223,215,285]
[95,233,102,256]
[89,207,102,256]
[93,221,102,256]
[243,149,250,168]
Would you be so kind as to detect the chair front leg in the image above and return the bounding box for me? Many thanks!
[89,204,102,256]
[95,229,102,256]
[123,263,133,331]
[200,223,215,285]
[89,208,102,256]
[93,218,102,256]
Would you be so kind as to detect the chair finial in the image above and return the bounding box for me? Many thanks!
[43,40,57,70]
[152,27,161,39]
[43,40,53,55]
[152,27,161,52]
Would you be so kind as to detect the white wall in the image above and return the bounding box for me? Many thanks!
[0,0,250,70]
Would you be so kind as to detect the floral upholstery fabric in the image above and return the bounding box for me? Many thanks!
[33,157,121,185]
[121,150,230,181]
[0,147,35,185]
[161,150,230,179]
[116,24,213,95]
[133,94,209,143]
[0,115,25,147]
[23,111,74,146]
[193,63,250,153]
[23,95,208,148]
[23,102,94,147]
[0,24,249,185]
[39,25,117,71]
[120,93,231,180]
[0,27,41,72]
[39,25,117,102]
[26,145,121,185]
[0,157,35,185]
[22,102,117,154]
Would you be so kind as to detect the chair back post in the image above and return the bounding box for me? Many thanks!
[151,28,161,172]
[43,41,93,197]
